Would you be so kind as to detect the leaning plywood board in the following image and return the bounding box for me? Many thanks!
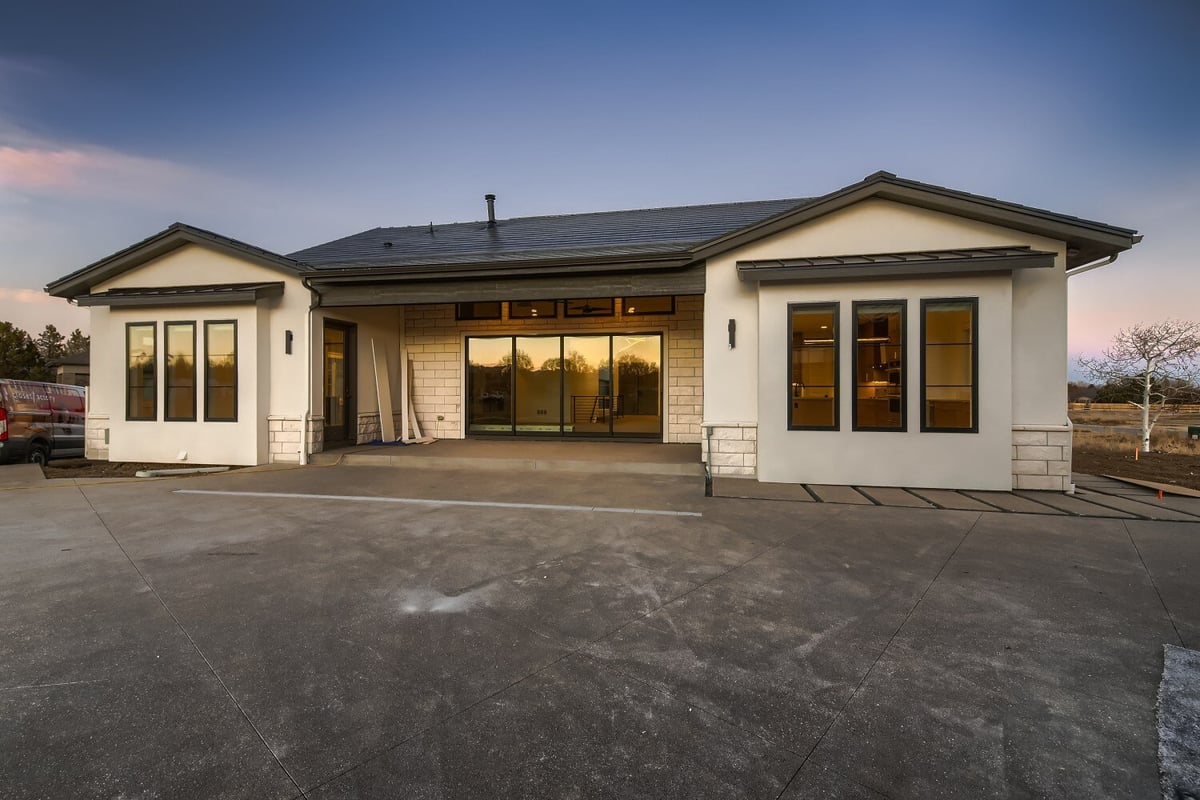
[371,339,396,442]
[1103,475,1200,498]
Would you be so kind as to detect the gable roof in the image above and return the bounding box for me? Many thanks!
[45,223,309,299]
[287,198,812,272]
[695,171,1141,269]
[46,171,1141,300]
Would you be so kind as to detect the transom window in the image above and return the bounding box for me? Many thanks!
[788,303,838,430]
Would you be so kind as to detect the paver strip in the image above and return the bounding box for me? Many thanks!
[961,491,1066,515]
[1072,491,1200,522]
[1012,490,1139,518]
[907,489,997,512]
[854,487,936,508]
[807,485,874,505]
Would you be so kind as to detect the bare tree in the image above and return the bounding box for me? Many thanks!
[1078,320,1200,452]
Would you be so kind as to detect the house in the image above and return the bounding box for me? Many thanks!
[44,171,1140,491]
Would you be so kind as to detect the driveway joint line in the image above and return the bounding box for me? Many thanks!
[174,488,702,517]
[74,486,308,799]
[1122,519,1185,647]
[774,512,982,799]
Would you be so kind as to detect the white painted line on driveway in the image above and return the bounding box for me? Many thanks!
[173,489,702,517]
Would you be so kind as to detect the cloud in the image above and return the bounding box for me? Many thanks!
[0,287,89,334]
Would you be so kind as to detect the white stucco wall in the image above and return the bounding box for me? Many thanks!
[704,198,1067,490]
[87,244,310,465]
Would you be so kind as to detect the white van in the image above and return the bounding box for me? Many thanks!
[0,379,86,465]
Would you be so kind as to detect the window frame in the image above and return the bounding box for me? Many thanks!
[204,319,239,423]
[621,296,675,316]
[851,300,907,433]
[163,320,197,422]
[125,322,157,421]
[920,297,979,434]
[786,301,840,432]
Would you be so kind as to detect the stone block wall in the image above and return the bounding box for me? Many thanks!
[267,416,324,464]
[85,414,109,461]
[402,296,704,443]
[701,422,757,477]
[1011,424,1072,491]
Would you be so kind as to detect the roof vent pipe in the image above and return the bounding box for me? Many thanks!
[485,194,497,227]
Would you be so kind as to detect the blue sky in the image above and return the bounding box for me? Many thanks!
[2,0,1197,369]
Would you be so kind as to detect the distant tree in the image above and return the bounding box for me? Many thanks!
[0,322,51,380]
[1079,320,1200,452]
[1067,381,1097,402]
[1092,378,1141,404]
[499,350,533,371]
[35,324,66,362]
[542,351,592,373]
[617,353,658,377]
[65,328,89,355]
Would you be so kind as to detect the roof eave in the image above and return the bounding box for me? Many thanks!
[306,251,697,284]
[46,224,309,300]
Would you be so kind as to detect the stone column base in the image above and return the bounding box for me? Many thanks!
[267,416,325,464]
[85,414,110,461]
[1012,424,1072,491]
[701,421,757,477]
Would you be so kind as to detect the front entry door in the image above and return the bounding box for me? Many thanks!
[323,320,356,447]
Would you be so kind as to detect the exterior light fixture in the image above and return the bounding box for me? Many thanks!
[728,318,736,349]
[285,330,293,354]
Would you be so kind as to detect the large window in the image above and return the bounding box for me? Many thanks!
[922,299,977,432]
[853,301,905,431]
[164,322,196,421]
[126,323,156,420]
[205,321,237,422]
[788,303,838,430]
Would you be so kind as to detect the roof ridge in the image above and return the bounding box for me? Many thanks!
[376,196,812,233]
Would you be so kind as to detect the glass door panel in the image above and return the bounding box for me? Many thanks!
[467,337,514,433]
[323,322,355,445]
[515,337,563,433]
[612,335,662,436]
[563,335,611,435]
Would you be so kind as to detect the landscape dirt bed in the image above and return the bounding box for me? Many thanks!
[1072,445,1200,492]
[42,459,235,479]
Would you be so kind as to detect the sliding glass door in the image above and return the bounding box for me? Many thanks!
[467,334,661,438]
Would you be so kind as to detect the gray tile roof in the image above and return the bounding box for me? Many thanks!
[288,198,814,269]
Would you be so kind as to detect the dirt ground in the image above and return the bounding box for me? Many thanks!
[1072,431,1200,492]
[42,459,234,479]
[1069,407,1200,433]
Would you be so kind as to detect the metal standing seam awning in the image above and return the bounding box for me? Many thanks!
[73,282,285,307]
[735,246,1058,283]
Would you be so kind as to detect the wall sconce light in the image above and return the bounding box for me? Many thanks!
[285,330,293,354]
[728,318,736,349]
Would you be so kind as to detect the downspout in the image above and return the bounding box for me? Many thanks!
[300,276,322,465]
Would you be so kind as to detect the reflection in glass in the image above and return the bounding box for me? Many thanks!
[324,325,346,433]
[789,305,837,428]
[563,336,610,434]
[205,321,237,421]
[613,336,661,435]
[126,323,156,420]
[165,322,195,420]
[468,337,513,432]
[923,301,976,430]
[515,337,562,432]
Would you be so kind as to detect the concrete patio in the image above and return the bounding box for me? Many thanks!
[0,461,1194,798]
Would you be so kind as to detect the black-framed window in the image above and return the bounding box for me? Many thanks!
[456,301,502,321]
[853,301,906,431]
[621,296,675,316]
[205,321,237,422]
[921,298,978,432]
[564,298,614,317]
[126,322,156,420]
[509,300,557,319]
[164,322,196,421]
[788,303,838,430]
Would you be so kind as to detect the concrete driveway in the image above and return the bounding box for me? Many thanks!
[1,464,1194,799]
